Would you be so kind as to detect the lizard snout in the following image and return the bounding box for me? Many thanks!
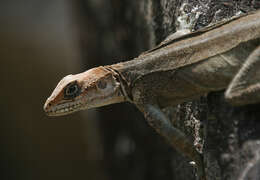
[43,99,52,113]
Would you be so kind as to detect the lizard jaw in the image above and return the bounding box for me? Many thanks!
[44,100,87,116]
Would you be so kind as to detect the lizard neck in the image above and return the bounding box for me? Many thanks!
[107,56,157,104]
[104,65,134,103]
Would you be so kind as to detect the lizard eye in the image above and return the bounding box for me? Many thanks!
[64,82,80,99]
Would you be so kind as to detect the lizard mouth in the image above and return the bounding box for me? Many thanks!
[44,101,85,116]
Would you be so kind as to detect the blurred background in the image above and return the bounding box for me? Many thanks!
[0,1,177,180]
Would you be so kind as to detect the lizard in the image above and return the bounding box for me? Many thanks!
[44,10,260,180]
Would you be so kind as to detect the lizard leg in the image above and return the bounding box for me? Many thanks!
[225,46,260,106]
[137,104,205,180]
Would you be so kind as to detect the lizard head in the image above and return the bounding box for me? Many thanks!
[44,67,125,116]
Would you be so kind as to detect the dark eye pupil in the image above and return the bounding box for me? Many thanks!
[64,83,80,99]
[67,85,77,94]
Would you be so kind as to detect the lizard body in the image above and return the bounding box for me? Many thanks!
[44,10,260,180]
